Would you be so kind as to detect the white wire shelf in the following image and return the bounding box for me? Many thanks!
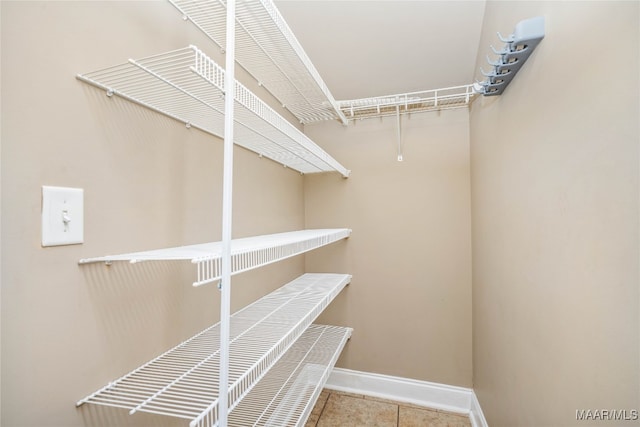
[79,228,351,287]
[77,46,350,177]
[228,324,352,427]
[77,274,351,427]
[168,0,348,125]
[337,84,477,121]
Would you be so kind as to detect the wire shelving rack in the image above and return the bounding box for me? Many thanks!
[79,229,351,287]
[76,1,353,426]
[77,274,351,427]
[227,324,352,427]
[168,0,348,125]
[77,46,350,177]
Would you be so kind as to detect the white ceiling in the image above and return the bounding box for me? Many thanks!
[274,0,486,101]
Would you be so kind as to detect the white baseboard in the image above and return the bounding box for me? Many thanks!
[470,390,489,427]
[325,368,488,427]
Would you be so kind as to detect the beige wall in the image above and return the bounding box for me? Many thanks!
[304,109,473,387]
[4,1,637,426]
[470,2,639,426]
[1,2,305,425]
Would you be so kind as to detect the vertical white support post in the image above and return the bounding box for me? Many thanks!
[396,105,403,162]
[219,0,236,426]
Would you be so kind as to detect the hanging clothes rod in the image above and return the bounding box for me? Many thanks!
[337,84,476,122]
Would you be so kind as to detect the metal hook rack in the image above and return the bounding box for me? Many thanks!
[473,16,545,96]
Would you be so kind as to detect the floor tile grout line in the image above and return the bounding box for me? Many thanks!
[396,403,400,427]
[313,391,331,426]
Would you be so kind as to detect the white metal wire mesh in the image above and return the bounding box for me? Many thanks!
[168,0,347,125]
[77,274,351,427]
[77,46,350,177]
[78,229,351,286]
[337,85,476,121]
[227,325,352,427]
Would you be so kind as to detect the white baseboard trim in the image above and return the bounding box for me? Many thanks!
[325,368,489,427]
[470,390,489,427]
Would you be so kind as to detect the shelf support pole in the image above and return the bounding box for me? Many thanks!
[396,105,403,162]
[219,0,236,426]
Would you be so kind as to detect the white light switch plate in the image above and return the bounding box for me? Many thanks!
[42,186,84,247]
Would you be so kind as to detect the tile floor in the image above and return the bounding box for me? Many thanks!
[306,389,472,427]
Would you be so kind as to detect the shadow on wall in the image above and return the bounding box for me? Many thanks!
[80,83,190,149]
[79,399,181,427]
[76,260,219,426]
[75,258,303,426]
[81,260,219,376]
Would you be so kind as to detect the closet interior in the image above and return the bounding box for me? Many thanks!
[3,1,638,427]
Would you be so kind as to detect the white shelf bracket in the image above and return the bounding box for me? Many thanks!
[396,105,403,162]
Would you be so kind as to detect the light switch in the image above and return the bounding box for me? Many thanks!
[42,186,84,247]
